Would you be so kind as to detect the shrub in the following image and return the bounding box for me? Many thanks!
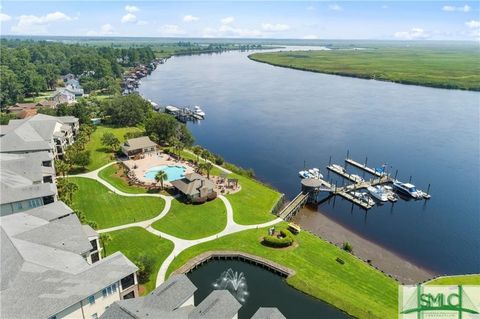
[134,254,155,284]
[342,241,353,253]
[263,229,295,248]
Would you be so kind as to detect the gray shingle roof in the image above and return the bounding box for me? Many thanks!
[0,114,77,153]
[189,290,241,319]
[170,173,214,197]
[122,136,157,152]
[19,201,72,222]
[251,308,287,319]
[0,210,138,319]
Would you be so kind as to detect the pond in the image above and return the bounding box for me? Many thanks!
[187,259,353,319]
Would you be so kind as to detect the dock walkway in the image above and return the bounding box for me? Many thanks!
[278,192,309,220]
[345,158,384,177]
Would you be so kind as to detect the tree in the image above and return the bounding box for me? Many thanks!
[134,254,155,284]
[192,145,202,163]
[0,66,22,108]
[145,112,179,144]
[54,159,69,177]
[103,95,151,127]
[100,233,112,257]
[155,171,168,190]
[56,178,78,205]
[101,132,120,152]
[71,150,91,168]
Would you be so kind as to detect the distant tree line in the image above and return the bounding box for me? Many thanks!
[0,39,156,107]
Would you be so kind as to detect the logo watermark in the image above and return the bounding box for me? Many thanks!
[399,285,480,319]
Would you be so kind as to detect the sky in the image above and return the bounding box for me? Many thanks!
[0,1,479,40]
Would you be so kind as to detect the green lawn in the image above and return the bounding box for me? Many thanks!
[427,274,480,285]
[85,125,144,171]
[152,198,227,239]
[98,163,151,194]
[249,46,480,91]
[167,224,398,319]
[227,174,281,225]
[104,227,174,294]
[69,177,165,229]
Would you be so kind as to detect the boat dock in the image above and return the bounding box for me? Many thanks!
[345,158,384,177]
[164,105,205,122]
[278,156,431,219]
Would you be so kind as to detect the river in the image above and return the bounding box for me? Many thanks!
[139,47,480,276]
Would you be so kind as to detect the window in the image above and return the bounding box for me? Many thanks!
[111,283,117,293]
[102,289,107,298]
[48,316,57,319]
[121,274,135,290]
[107,286,112,295]
[91,313,98,319]
[88,295,95,305]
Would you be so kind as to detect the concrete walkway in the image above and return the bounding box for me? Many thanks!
[72,161,282,288]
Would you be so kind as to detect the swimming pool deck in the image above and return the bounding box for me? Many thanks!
[123,153,196,186]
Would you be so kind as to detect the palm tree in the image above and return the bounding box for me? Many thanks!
[197,162,207,175]
[204,162,213,179]
[155,171,168,190]
[100,233,112,257]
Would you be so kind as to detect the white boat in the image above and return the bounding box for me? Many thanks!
[393,181,422,199]
[383,186,398,202]
[193,106,205,118]
[331,164,345,173]
[350,174,364,183]
[298,170,309,178]
[367,186,389,202]
[351,191,375,206]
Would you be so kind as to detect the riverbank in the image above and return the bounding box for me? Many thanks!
[292,206,436,284]
[248,47,480,91]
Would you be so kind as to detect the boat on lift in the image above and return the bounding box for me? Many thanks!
[350,191,375,206]
[193,106,205,118]
[383,185,398,202]
[350,174,364,183]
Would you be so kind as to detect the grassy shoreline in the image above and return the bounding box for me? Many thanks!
[249,48,480,91]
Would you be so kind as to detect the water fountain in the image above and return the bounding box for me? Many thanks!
[212,268,249,303]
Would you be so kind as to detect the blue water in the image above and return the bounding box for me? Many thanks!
[144,165,186,181]
[139,48,480,275]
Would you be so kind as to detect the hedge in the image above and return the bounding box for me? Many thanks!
[262,229,295,248]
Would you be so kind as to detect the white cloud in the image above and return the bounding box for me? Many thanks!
[261,23,290,32]
[328,4,342,11]
[203,25,265,38]
[87,23,116,36]
[303,34,319,39]
[0,12,11,22]
[121,13,137,23]
[183,15,199,22]
[394,27,429,40]
[125,5,139,13]
[220,16,235,24]
[158,24,186,36]
[465,20,480,29]
[11,11,73,34]
[442,5,471,12]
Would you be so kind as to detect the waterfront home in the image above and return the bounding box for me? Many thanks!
[171,172,217,203]
[121,136,158,158]
[0,114,79,159]
[52,88,76,104]
[0,152,57,216]
[0,203,139,319]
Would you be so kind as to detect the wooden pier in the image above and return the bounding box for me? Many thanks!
[345,158,384,177]
[327,164,363,183]
[278,192,309,220]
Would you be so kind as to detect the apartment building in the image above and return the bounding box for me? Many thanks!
[0,202,139,319]
[0,114,79,159]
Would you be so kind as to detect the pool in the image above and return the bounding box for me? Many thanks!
[143,165,186,182]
